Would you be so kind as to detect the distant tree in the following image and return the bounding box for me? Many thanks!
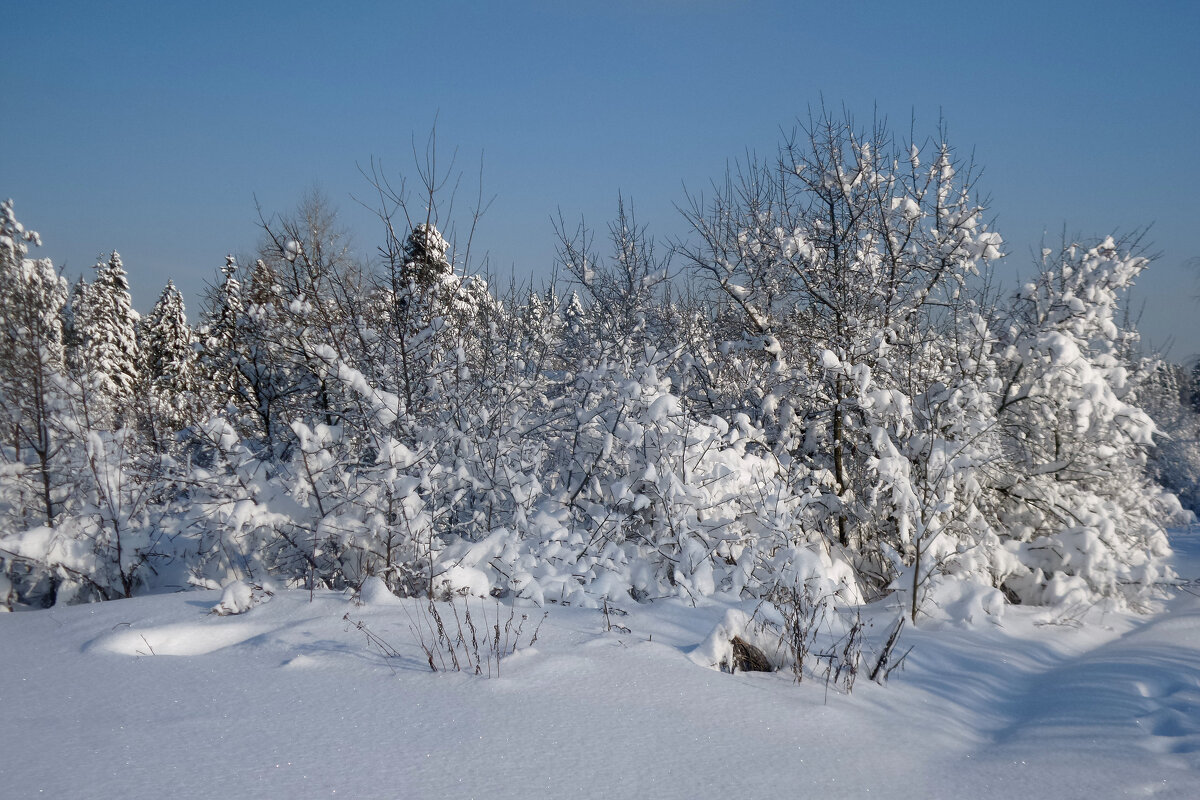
[138,279,196,445]
[198,252,303,452]
[1191,361,1200,414]
[253,189,370,441]
[73,251,141,424]
[554,196,671,368]
[198,255,244,412]
[236,257,297,449]
[402,222,453,291]
[61,276,86,374]
[1140,360,1200,517]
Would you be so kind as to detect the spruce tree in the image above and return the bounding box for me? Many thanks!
[75,251,141,423]
[139,279,196,440]
[402,222,452,291]
[198,255,244,412]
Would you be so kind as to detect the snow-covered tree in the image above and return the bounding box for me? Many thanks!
[1142,361,1200,516]
[0,116,1182,616]
[988,238,1177,607]
[0,205,168,605]
[198,255,244,412]
[0,199,69,528]
[73,251,141,424]
[138,279,197,444]
[680,112,1003,599]
[554,197,672,369]
[403,221,453,291]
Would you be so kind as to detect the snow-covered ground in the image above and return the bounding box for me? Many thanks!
[3,532,1200,799]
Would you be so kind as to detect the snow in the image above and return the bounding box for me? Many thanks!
[0,530,1197,797]
[357,575,400,606]
[690,607,785,672]
[211,579,263,616]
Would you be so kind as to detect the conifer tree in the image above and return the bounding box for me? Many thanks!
[199,255,244,412]
[138,279,196,442]
[402,222,453,291]
[74,251,141,423]
[62,276,87,376]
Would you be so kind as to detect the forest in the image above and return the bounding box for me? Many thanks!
[3,114,1199,621]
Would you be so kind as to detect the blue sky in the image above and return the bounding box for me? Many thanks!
[7,1,1200,357]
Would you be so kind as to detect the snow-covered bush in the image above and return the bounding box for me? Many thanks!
[692,590,878,692]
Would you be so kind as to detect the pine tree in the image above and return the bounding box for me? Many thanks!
[138,279,196,441]
[62,276,87,376]
[198,255,244,412]
[402,222,453,291]
[74,251,141,423]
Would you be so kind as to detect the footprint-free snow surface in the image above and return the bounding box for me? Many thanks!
[4,532,1200,799]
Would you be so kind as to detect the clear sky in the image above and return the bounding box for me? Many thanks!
[7,1,1200,358]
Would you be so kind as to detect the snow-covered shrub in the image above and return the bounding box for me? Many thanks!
[693,608,788,673]
[692,590,874,692]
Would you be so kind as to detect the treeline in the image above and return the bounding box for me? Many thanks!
[1,115,1194,618]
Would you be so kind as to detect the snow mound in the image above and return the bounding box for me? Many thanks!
[357,576,400,605]
[918,575,1007,628]
[690,609,784,672]
[434,564,493,598]
[87,621,269,657]
[211,580,272,616]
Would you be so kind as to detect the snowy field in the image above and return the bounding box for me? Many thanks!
[3,531,1200,799]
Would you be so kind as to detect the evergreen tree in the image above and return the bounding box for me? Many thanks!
[402,222,453,291]
[198,255,244,412]
[138,279,196,442]
[62,276,87,376]
[74,251,141,423]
